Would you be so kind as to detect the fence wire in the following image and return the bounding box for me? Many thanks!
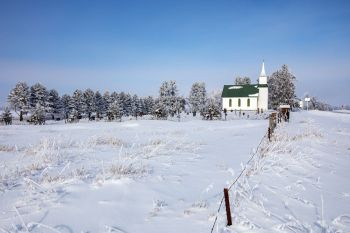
[209,130,268,233]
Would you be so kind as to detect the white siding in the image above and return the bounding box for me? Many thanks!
[258,87,268,111]
[222,97,258,111]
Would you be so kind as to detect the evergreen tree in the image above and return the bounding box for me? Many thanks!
[68,108,79,123]
[110,91,119,102]
[144,96,155,115]
[95,91,105,119]
[131,94,140,119]
[159,80,178,117]
[61,94,71,120]
[103,91,112,115]
[124,93,132,116]
[202,90,222,120]
[8,82,30,121]
[30,103,46,125]
[107,99,123,121]
[189,82,207,116]
[1,107,12,125]
[72,89,85,118]
[30,83,50,112]
[48,89,62,119]
[268,65,296,109]
[67,95,79,123]
[153,98,167,119]
[83,88,96,120]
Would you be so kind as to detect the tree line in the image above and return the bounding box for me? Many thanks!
[5,80,220,124]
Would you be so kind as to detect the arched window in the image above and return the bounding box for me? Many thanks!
[238,98,241,107]
[229,99,232,107]
[247,98,250,107]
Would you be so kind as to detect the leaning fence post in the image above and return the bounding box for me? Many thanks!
[223,188,232,226]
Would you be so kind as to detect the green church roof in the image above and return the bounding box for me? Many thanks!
[221,84,261,98]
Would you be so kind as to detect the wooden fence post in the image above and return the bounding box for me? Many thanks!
[268,127,271,141]
[224,188,232,226]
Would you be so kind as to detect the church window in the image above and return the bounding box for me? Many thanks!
[229,99,232,107]
[247,98,250,107]
[238,98,241,107]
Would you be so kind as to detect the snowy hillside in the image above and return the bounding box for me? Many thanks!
[0,111,349,233]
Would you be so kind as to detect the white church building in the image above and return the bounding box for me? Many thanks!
[221,62,268,112]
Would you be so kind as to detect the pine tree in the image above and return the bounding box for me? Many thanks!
[30,83,50,113]
[8,82,30,121]
[153,98,167,119]
[61,94,71,120]
[202,90,222,120]
[124,93,132,116]
[67,95,79,123]
[103,91,112,115]
[48,89,62,119]
[1,107,12,125]
[131,94,140,119]
[110,92,119,102]
[159,80,178,117]
[144,96,155,115]
[68,108,79,123]
[84,88,96,120]
[268,65,296,109]
[95,91,105,119]
[72,89,85,119]
[30,103,46,125]
[189,82,207,116]
[107,99,123,121]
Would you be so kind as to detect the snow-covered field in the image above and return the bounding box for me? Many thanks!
[0,111,349,233]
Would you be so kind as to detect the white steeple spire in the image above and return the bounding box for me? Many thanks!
[260,61,266,77]
[258,61,267,85]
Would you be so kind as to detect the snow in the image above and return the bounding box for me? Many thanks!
[229,86,242,89]
[0,111,349,233]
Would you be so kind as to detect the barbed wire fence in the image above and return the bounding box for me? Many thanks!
[209,129,270,233]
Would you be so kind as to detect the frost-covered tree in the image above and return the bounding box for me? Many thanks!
[8,82,30,121]
[110,91,118,102]
[30,103,46,125]
[103,91,112,114]
[189,82,207,116]
[48,89,62,119]
[30,83,50,113]
[268,65,296,109]
[61,94,71,120]
[1,107,12,125]
[202,90,222,120]
[107,99,123,121]
[95,91,105,119]
[309,96,333,111]
[139,98,146,115]
[124,93,132,116]
[235,76,251,85]
[83,88,96,120]
[68,108,79,123]
[131,94,140,119]
[143,96,155,115]
[72,89,85,118]
[159,80,179,117]
[153,98,167,119]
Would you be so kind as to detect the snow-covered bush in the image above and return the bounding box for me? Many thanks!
[1,107,12,125]
[29,103,46,125]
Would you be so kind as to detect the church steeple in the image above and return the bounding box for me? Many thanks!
[259,61,267,84]
[260,61,266,77]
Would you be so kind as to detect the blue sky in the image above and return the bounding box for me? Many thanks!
[1,0,350,106]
